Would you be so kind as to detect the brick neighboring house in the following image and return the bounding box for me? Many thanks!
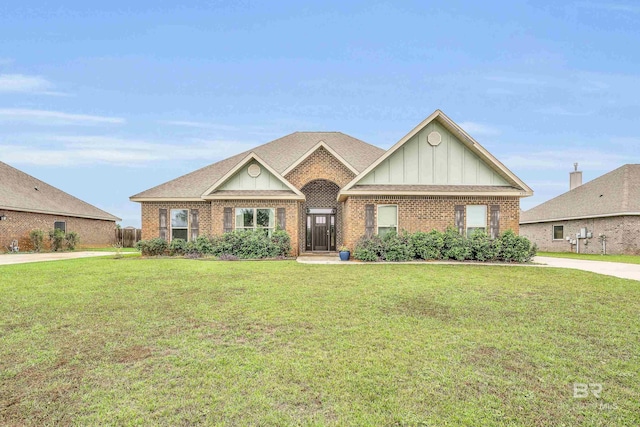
[520,164,640,255]
[131,110,532,256]
[0,161,120,251]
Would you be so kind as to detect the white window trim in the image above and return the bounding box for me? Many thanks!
[552,225,564,241]
[170,209,190,241]
[465,205,488,236]
[377,204,398,235]
[235,208,275,233]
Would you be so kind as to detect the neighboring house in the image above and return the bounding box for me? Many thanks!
[130,110,532,256]
[520,164,640,254]
[0,161,120,251]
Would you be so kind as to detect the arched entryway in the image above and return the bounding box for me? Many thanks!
[300,179,342,253]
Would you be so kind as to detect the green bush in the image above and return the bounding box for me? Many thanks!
[499,230,536,262]
[468,230,497,262]
[169,238,188,256]
[270,229,291,258]
[29,229,44,253]
[65,231,79,251]
[353,235,383,262]
[136,238,169,256]
[441,227,471,261]
[48,229,65,252]
[195,235,214,255]
[411,230,444,260]
[381,231,415,262]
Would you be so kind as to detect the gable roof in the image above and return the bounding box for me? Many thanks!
[202,152,305,199]
[0,161,120,221]
[130,132,384,200]
[521,164,640,223]
[340,110,532,198]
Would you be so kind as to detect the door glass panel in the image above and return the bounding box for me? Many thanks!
[306,216,312,249]
[315,216,326,224]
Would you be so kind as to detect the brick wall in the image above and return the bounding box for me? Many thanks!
[210,200,301,256]
[520,216,640,254]
[0,209,116,251]
[141,201,212,240]
[342,196,521,250]
[285,146,356,189]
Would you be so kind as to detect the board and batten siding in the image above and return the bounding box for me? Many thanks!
[218,161,289,191]
[359,121,509,186]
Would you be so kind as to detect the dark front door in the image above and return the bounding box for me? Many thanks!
[306,212,336,252]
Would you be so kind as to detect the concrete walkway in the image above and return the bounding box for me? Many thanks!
[533,256,640,281]
[297,254,640,281]
[0,251,124,266]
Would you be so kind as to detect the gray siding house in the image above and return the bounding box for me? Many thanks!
[520,164,640,254]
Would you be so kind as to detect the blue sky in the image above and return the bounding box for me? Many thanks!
[1,1,639,226]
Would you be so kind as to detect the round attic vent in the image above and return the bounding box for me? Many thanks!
[427,131,442,146]
[248,164,261,178]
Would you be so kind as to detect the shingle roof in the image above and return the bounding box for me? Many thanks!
[0,161,120,221]
[131,132,385,199]
[521,164,640,223]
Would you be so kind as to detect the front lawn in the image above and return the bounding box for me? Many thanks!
[539,251,640,265]
[1,259,638,425]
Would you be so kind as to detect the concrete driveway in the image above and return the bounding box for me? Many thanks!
[0,251,123,266]
[534,256,640,281]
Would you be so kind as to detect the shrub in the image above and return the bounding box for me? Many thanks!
[353,235,384,262]
[136,238,169,256]
[65,231,79,251]
[381,231,415,262]
[194,235,214,255]
[169,238,188,256]
[48,229,65,252]
[270,229,291,258]
[498,230,536,263]
[411,230,444,260]
[29,229,44,253]
[468,230,497,262]
[441,227,471,261]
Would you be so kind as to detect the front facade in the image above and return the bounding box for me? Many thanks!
[131,110,532,256]
[521,164,640,254]
[0,161,120,251]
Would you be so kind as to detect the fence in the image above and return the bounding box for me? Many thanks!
[115,227,142,248]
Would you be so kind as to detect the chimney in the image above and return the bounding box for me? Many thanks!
[570,162,582,190]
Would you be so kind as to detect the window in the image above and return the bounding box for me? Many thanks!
[466,205,487,237]
[235,208,275,235]
[553,225,564,240]
[377,205,398,236]
[171,209,189,241]
[54,221,66,233]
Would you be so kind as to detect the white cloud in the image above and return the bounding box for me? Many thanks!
[0,136,257,167]
[0,74,50,92]
[0,109,124,125]
[535,106,594,116]
[502,148,632,171]
[163,120,238,131]
[576,2,640,13]
[458,121,501,136]
[0,74,69,96]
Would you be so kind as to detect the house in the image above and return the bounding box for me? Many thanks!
[130,110,532,256]
[520,164,640,255]
[0,161,120,251]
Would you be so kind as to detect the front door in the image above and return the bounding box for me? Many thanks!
[306,211,336,251]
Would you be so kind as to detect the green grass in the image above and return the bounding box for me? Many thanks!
[539,251,640,264]
[1,259,638,426]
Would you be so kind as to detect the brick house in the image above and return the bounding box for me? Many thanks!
[520,164,640,255]
[0,161,120,251]
[131,110,532,256]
